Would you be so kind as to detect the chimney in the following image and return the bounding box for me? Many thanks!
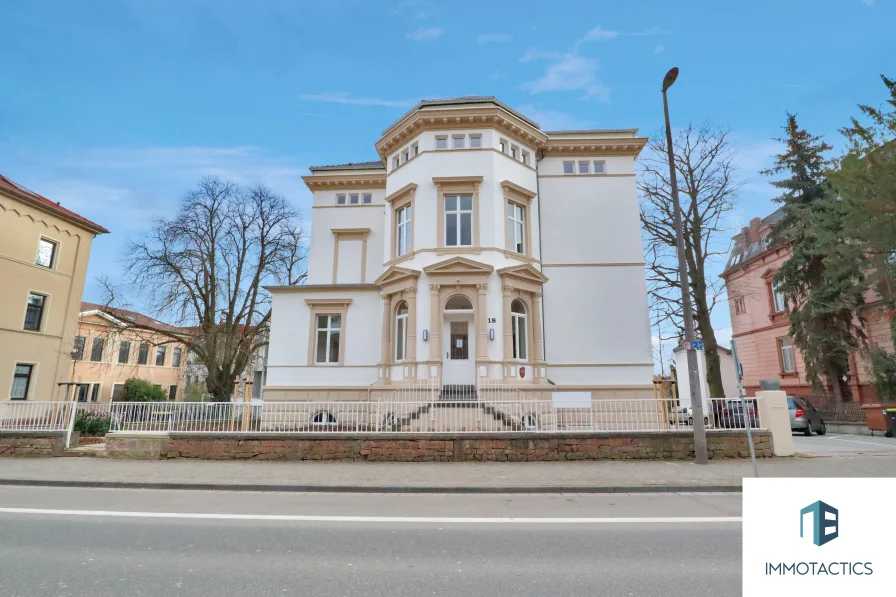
[741,227,751,245]
[749,217,762,242]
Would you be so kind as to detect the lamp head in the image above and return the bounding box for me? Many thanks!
[662,67,679,92]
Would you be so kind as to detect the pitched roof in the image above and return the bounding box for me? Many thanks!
[383,96,540,135]
[80,302,182,333]
[308,161,385,172]
[722,208,785,274]
[0,173,109,234]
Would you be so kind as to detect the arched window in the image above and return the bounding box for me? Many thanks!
[395,301,408,362]
[311,411,337,426]
[511,299,528,360]
[444,294,473,310]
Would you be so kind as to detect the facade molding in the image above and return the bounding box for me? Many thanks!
[302,173,387,191]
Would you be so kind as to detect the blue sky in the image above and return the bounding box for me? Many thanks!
[2,0,894,354]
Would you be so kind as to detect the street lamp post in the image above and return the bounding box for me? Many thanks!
[661,67,709,464]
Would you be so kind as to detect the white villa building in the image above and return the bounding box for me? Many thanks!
[264,97,653,401]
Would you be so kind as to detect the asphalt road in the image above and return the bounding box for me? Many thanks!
[0,486,742,597]
[792,433,896,454]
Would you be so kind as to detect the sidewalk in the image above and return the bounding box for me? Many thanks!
[2,453,894,493]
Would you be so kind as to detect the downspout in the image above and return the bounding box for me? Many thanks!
[535,152,547,368]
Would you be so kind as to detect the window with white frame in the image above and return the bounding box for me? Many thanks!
[10,364,33,400]
[507,202,525,254]
[411,142,419,157]
[336,194,346,206]
[315,314,342,364]
[521,150,530,165]
[499,138,508,153]
[578,160,590,174]
[779,338,796,373]
[36,238,58,268]
[436,135,448,149]
[772,281,786,312]
[511,299,528,360]
[363,193,372,204]
[593,160,606,174]
[445,195,473,247]
[392,155,400,169]
[403,148,410,162]
[469,134,482,148]
[563,161,575,174]
[510,144,519,159]
[350,193,359,205]
[395,301,408,362]
[452,134,465,149]
[396,204,412,257]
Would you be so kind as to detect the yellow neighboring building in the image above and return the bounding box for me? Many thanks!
[1,173,109,402]
[73,303,190,403]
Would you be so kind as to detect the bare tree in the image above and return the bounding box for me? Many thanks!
[639,124,743,398]
[105,176,306,401]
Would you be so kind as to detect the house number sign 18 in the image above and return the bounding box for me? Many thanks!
[487,317,496,323]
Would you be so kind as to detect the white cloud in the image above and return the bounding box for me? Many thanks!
[654,44,666,54]
[519,48,564,63]
[478,33,512,44]
[407,27,443,41]
[515,105,593,131]
[714,327,733,350]
[579,25,660,44]
[394,0,438,19]
[522,52,610,102]
[299,92,415,108]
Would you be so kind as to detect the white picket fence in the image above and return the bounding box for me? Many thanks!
[1,394,761,439]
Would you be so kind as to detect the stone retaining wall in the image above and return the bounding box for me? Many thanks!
[104,430,773,461]
[0,432,67,457]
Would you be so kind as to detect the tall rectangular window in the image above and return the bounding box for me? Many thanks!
[469,134,482,148]
[436,136,448,149]
[773,281,786,312]
[508,203,526,254]
[168,385,178,401]
[315,314,342,364]
[118,341,131,364]
[396,205,412,257]
[90,384,101,402]
[362,193,372,204]
[36,238,58,268]
[445,195,473,247]
[779,338,796,373]
[24,293,46,331]
[137,342,149,365]
[155,346,166,366]
[72,336,86,361]
[10,364,33,400]
[563,161,575,174]
[90,338,104,362]
[452,135,465,149]
[172,347,182,368]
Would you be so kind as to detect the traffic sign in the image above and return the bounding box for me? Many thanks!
[690,341,704,351]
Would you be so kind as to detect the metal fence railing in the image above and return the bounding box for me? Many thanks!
[802,396,867,423]
[1,395,765,436]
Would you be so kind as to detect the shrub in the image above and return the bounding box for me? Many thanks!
[183,381,207,402]
[118,378,168,402]
[869,348,896,403]
[73,410,115,436]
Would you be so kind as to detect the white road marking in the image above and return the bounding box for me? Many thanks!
[0,507,741,524]
[824,436,896,448]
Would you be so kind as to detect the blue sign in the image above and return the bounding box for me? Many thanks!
[690,341,704,351]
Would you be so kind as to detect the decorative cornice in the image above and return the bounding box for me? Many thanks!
[376,106,548,159]
[384,182,417,204]
[331,228,371,237]
[542,136,648,158]
[303,298,354,306]
[302,173,387,191]
[432,176,483,191]
[500,180,537,199]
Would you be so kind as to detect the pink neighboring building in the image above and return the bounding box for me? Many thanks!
[720,210,893,402]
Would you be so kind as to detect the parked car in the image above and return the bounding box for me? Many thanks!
[719,399,759,429]
[668,406,709,427]
[787,395,826,436]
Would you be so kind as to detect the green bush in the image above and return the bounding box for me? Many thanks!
[869,348,896,403]
[117,378,169,402]
[183,381,206,402]
[72,410,114,436]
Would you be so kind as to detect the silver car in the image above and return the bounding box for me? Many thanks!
[787,395,826,436]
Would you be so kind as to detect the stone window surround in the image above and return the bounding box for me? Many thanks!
[385,183,417,261]
[761,269,789,324]
[501,180,536,259]
[330,228,371,284]
[305,298,352,367]
[36,234,60,269]
[380,287,418,369]
[434,176,483,250]
[776,335,797,377]
[23,289,50,333]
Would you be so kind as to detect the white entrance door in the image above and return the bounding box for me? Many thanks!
[442,316,475,385]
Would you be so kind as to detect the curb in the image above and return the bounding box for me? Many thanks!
[0,479,742,494]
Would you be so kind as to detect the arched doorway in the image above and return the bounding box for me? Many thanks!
[442,294,474,386]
